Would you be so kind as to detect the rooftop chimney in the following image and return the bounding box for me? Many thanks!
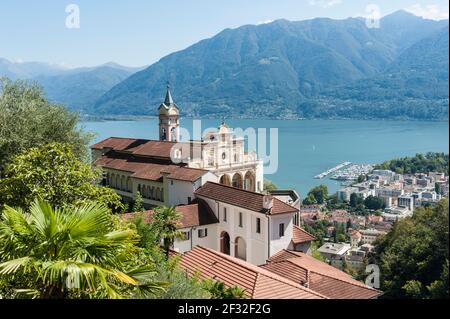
[263,195,274,210]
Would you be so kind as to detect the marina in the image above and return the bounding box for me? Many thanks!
[314,162,352,179]
[330,163,374,181]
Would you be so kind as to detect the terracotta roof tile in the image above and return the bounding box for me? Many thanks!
[179,246,326,299]
[292,225,316,244]
[91,137,179,159]
[195,182,298,215]
[94,152,208,182]
[122,199,218,228]
[263,250,381,299]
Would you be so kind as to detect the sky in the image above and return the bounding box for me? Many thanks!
[0,0,448,68]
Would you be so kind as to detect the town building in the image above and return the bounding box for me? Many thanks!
[317,242,351,261]
[360,228,386,245]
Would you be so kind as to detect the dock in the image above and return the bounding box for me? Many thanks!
[314,162,351,179]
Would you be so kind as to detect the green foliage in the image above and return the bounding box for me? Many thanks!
[357,175,366,183]
[202,279,246,299]
[0,200,167,299]
[375,199,449,299]
[0,78,92,172]
[303,185,328,205]
[310,241,326,262]
[0,143,123,211]
[374,152,449,175]
[364,195,386,210]
[332,222,347,243]
[349,193,364,208]
[131,214,159,251]
[304,220,330,247]
[149,206,183,257]
[133,191,144,213]
[145,254,210,299]
[263,179,278,191]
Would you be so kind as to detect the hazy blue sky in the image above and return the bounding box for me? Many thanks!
[1,0,448,67]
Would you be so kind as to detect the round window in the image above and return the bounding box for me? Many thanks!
[222,152,226,160]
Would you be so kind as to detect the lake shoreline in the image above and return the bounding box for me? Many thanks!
[79,115,450,123]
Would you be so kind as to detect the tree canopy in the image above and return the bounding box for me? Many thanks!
[0,143,123,210]
[374,152,449,175]
[303,184,328,205]
[0,79,92,172]
[375,199,449,299]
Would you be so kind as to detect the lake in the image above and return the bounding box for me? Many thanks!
[79,119,449,196]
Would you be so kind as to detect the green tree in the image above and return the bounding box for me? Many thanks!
[150,206,183,258]
[302,194,317,205]
[435,183,442,195]
[310,241,326,262]
[364,195,385,210]
[0,200,166,299]
[374,152,449,175]
[263,179,278,191]
[0,78,92,172]
[310,185,328,204]
[375,199,449,299]
[303,184,328,205]
[350,193,364,208]
[0,143,123,211]
[346,218,353,231]
[202,279,246,299]
[133,191,144,212]
[357,175,366,183]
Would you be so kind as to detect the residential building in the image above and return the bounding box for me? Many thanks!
[124,181,308,266]
[317,242,351,261]
[360,228,386,245]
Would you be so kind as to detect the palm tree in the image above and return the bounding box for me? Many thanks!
[150,206,183,258]
[0,200,166,299]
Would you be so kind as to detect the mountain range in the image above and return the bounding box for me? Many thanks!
[1,10,449,120]
[0,60,144,112]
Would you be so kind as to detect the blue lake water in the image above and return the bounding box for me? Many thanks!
[79,119,449,196]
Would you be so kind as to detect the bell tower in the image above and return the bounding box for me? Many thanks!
[158,84,180,142]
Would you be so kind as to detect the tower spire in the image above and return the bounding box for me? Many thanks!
[164,82,174,105]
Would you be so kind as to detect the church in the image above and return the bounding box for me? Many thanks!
[92,85,264,208]
[91,86,310,265]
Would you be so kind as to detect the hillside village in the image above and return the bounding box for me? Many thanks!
[301,168,448,273]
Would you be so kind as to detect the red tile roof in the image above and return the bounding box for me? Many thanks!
[350,230,362,238]
[179,246,326,299]
[94,152,208,182]
[122,199,218,228]
[195,182,298,215]
[292,225,316,244]
[91,137,179,159]
[261,250,381,299]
